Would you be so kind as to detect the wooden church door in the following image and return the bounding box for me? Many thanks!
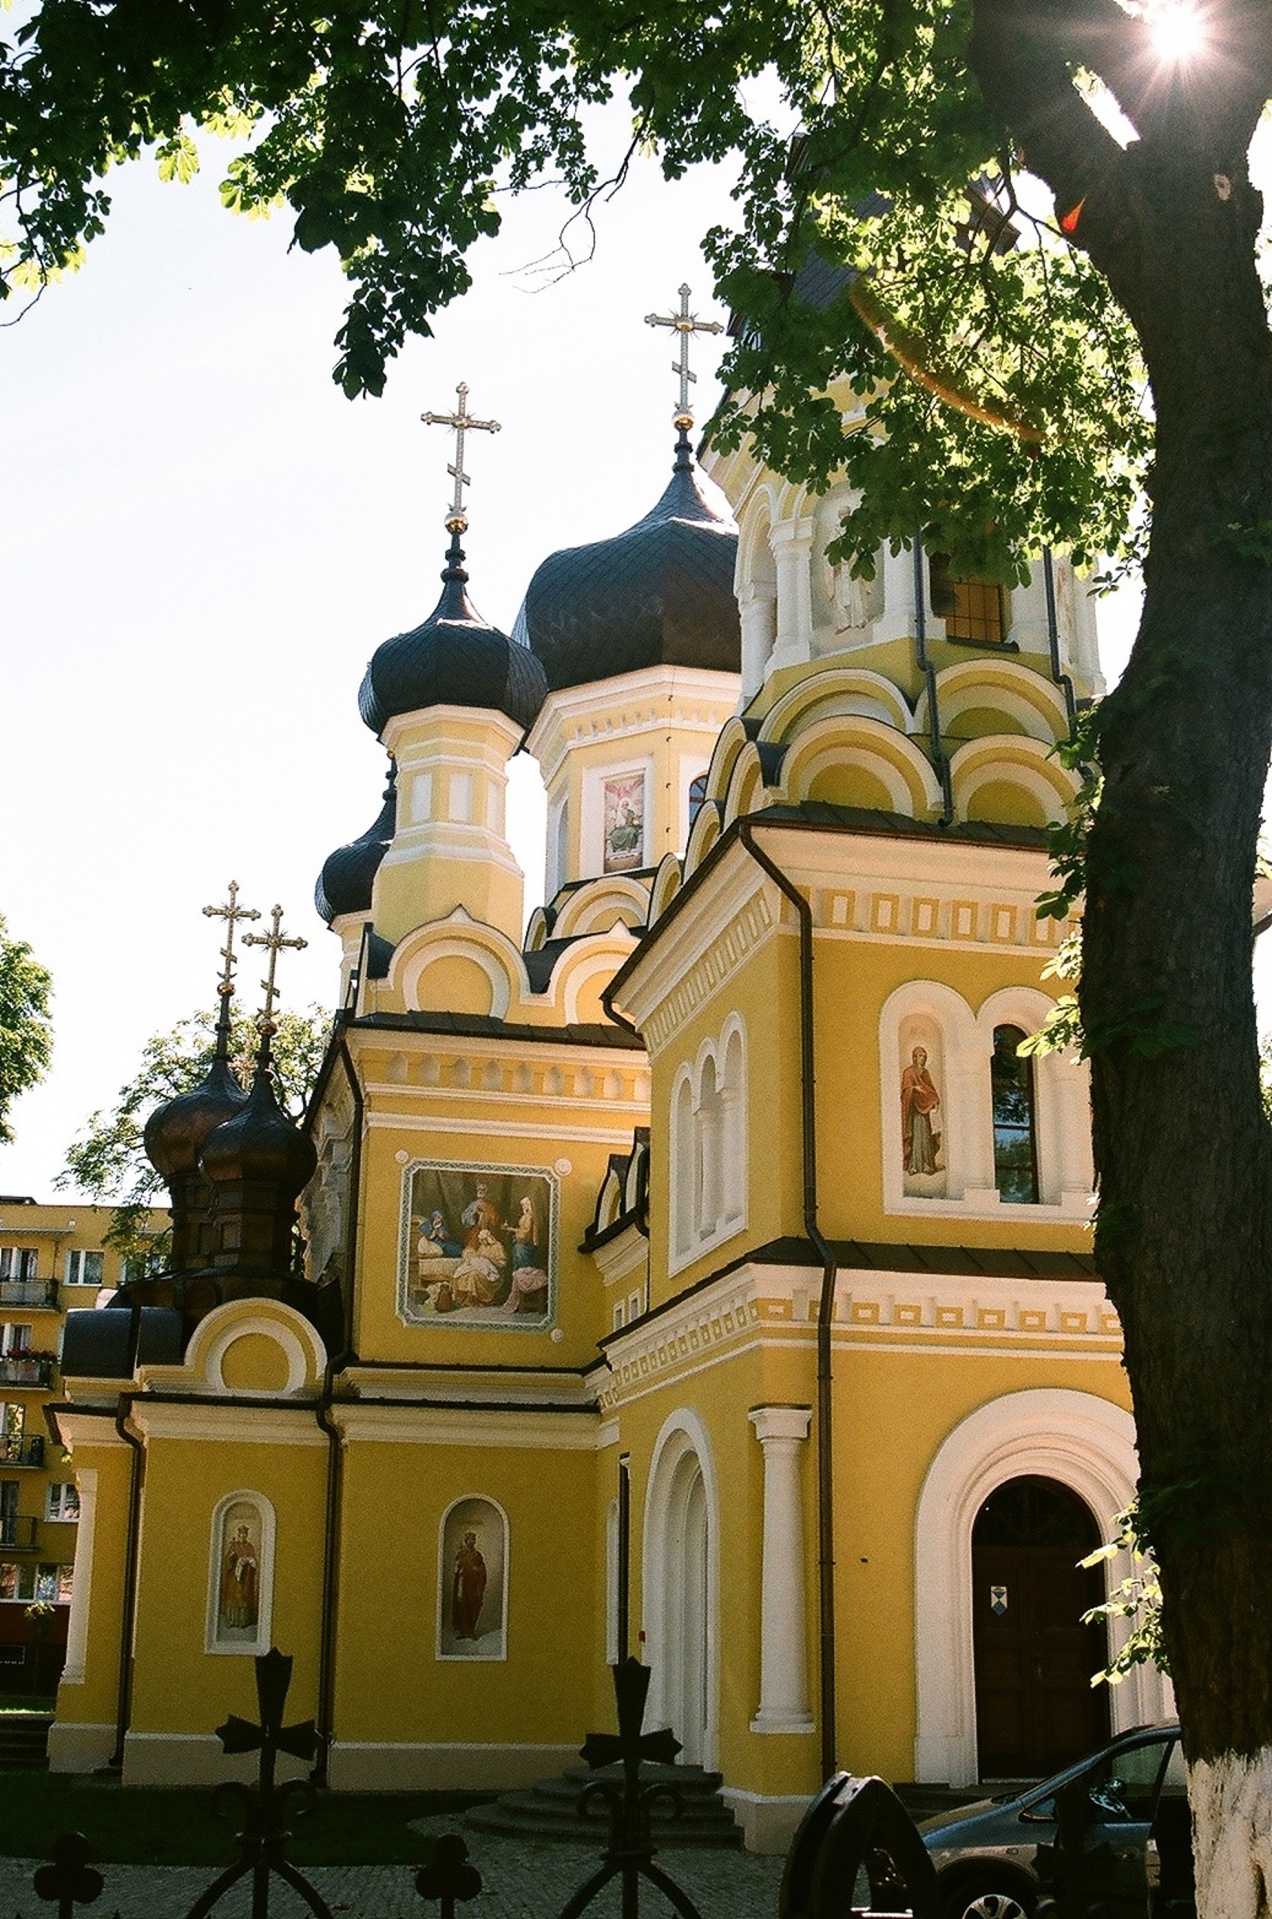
[972,1476,1110,1778]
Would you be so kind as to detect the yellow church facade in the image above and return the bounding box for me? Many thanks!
[46,391,1169,1851]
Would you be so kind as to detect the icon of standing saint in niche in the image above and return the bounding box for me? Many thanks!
[216,1508,261,1640]
[901,1045,942,1176]
[451,1529,488,1640]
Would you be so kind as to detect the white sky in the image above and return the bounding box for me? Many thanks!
[0,114,1153,1199]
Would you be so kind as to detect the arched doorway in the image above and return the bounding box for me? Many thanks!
[644,1417,717,1772]
[662,1450,710,1766]
[972,1475,1110,1777]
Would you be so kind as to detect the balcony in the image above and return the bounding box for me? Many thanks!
[0,1278,58,1310]
[0,1517,39,1554]
[0,1356,54,1389]
[0,1435,44,1468]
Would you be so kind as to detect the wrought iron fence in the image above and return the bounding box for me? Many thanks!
[0,1354,54,1388]
[0,1279,58,1310]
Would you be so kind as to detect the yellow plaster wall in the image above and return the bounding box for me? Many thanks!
[128,1434,328,1734]
[55,1442,133,1729]
[219,1335,293,1394]
[333,1440,598,1746]
[353,1083,637,1366]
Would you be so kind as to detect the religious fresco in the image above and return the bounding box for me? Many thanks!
[900,1024,947,1198]
[210,1497,268,1650]
[603,773,645,874]
[438,1496,507,1660]
[398,1160,556,1330]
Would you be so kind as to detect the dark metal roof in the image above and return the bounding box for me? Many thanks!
[314,762,397,926]
[514,432,741,692]
[360,530,547,736]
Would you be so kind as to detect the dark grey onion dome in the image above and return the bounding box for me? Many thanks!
[513,430,740,693]
[200,1040,318,1280]
[359,529,547,737]
[315,762,397,926]
[143,1009,248,1275]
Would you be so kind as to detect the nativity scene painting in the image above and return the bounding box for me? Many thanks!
[398,1160,556,1329]
[437,1496,507,1660]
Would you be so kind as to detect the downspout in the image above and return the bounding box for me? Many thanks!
[737,820,839,1782]
[914,536,955,826]
[110,1391,143,1772]
[312,1029,364,1786]
[1042,548,1079,728]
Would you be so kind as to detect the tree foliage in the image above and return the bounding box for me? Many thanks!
[59,1003,330,1267]
[0,913,53,1147]
[1082,1502,1170,1688]
[0,0,1155,578]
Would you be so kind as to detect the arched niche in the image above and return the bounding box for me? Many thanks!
[643,1411,720,1769]
[437,1495,509,1661]
[206,1491,275,1655]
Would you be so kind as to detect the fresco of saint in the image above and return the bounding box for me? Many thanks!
[603,774,645,874]
[217,1511,260,1638]
[901,1045,942,1177]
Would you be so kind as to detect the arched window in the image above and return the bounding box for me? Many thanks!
[673,1074,695,1261]
[696,1056,723,1238]
[687,773,709,831]
[991,1025,1039,1202]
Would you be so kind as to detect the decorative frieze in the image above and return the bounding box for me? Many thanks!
[642,893,774,1056]
[816,886,1069,950]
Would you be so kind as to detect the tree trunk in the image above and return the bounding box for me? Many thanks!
[1080,145,1272,1919]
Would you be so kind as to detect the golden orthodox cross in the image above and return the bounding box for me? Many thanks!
[202,880,261,1004]
[420,383,501,531]
[243,904,307,1031]
[644,284,724,430]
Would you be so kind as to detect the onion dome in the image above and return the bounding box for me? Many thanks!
[143,1003,247,1274]
[514,428,740,693]
[359,528,547,737]
[315,761,397,926]
[200,1035,318,1282]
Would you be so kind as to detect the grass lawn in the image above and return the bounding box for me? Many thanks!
[0,1694,54,1712]
[0,1771,493,1866]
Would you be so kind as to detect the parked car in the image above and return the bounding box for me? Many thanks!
[920,1724,1185,1919]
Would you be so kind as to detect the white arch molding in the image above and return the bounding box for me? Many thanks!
[913,1389,1173,1785]
[642,1409,721,1770]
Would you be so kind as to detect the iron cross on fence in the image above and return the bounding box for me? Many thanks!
[203,879,261,1012]
[243,904,307,1033]
[644,285,724,430]
[421,383,501,530]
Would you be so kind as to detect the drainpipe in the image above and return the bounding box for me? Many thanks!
[736,820,838,1782]
[110,1391,144,1773]
[1041,548,1078,728]
[914,537,955,826]
[311,1032,364,1786]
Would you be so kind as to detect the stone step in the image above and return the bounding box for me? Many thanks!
[467,1761,743,1849]
[0,1713,52,1770]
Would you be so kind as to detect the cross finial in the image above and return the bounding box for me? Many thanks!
[243,904,307,1035]
[420,382,501,533]
[202,881,261,1006]
[644,284,724,431]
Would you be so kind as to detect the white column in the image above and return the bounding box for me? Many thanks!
[768,519,816,673]
[748,1405,814,1734]
[61,1467,97,1686]
[738,583,777,698]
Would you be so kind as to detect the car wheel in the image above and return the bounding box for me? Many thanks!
[944,1884,1034,1919]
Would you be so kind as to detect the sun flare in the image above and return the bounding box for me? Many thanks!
[1145,0,1207,63]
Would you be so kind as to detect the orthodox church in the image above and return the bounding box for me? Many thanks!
[47,299,1170,1851]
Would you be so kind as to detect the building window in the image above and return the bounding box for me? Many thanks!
[0,1562,72,1603]
[688,773,708,831]
[0,1326,31,1357]
[671,1019,747,1270]
[930,554,1007,646]
[65,1251,104,1287]
[46,1484,80,1523]
[991,1025,1039,1203]
[0,1250,37,1280]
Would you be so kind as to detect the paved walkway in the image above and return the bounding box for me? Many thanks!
[0,1815,786,1918]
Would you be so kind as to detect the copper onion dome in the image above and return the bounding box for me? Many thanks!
[513,429,741,693]
[200,1034,318,1281]
[358,529,547,738]
[143,1009,247,1274]
[315,761,397,926]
